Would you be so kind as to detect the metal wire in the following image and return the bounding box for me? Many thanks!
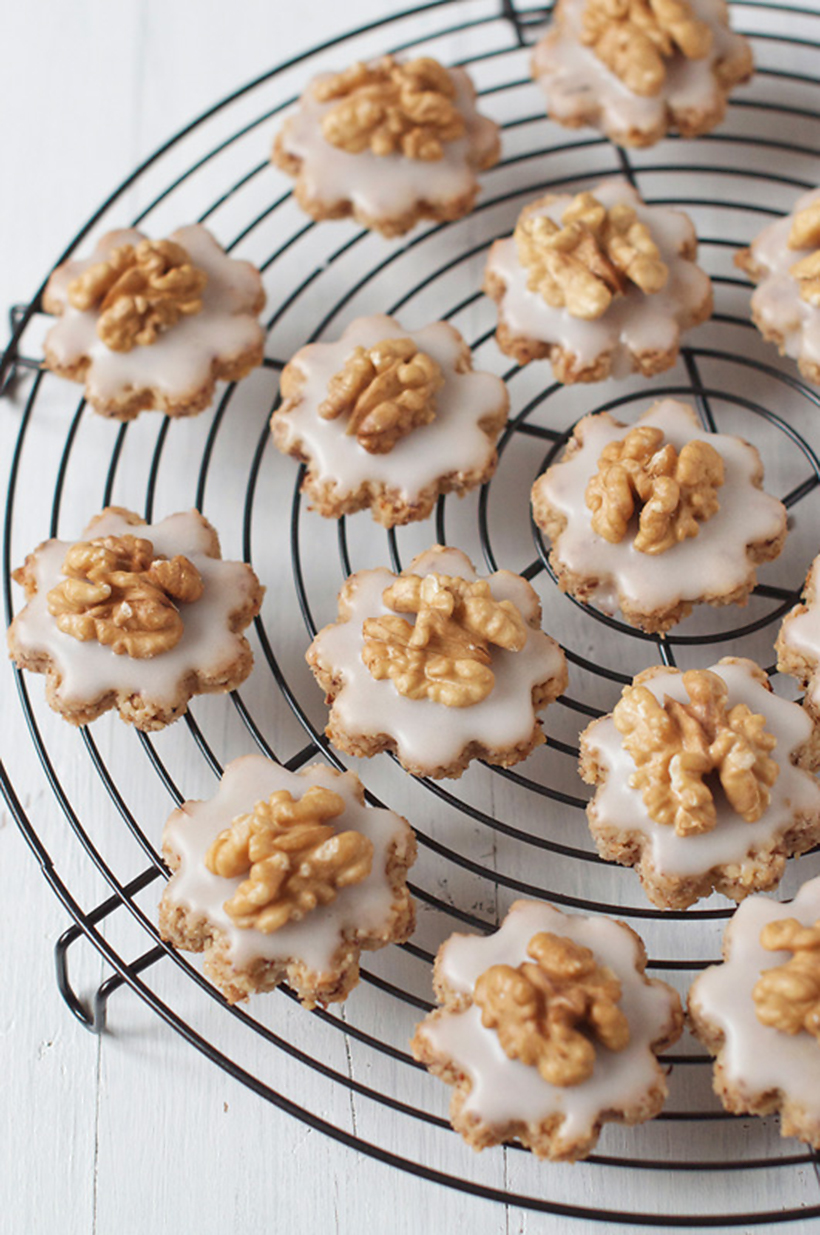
[4,0,820,1223]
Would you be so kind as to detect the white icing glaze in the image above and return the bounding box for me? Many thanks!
[691,874,820,1118]
[533,0,749,142]
[745,187,820,373]
[43,225,265,404]
[533,398,786,615]
[272,315,508,502]
[417,900,678,1146]
[277,63,499,219]
[163,756,412,973]
[486,180,712,374]
[309,547,567,771]
[10,509,259,713]
[780,556,820,710]
[583,660,820,878]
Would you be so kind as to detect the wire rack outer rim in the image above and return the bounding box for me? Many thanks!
[5,0,820,1225]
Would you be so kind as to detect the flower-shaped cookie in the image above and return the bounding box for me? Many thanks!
[42,225,266,419]
[159,756,416,1006]
[689,874,820,1148]
[271,55,500,237]
[777,551,820,728]
[306,546,568,779]
[411,899,683,1160]
[483,181,713,381]
[7,507,264,730]
[531,398,787,632]
[736,187,820,386]
[270,314,509,526]
[532,0,753,148]
[579,658,820,909]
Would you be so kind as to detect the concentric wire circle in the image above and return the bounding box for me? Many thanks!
[4,0,820,1223]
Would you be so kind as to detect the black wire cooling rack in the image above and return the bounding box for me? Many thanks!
[5,0,820,1224]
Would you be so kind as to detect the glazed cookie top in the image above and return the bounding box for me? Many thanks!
[582,658,820,878]
[163,757,413,973]
[43,225,265,405]
[416,899,680,1148]
[9,508,260,714]
[533,0,751,143]
[272,315,508,501]
[485,180,711,372]
[740,187,820,375]
[779,555,820,711]
[690,874,820,1116]
[308,546,566,771]
[533,398,786,615]
[275,57,499,219]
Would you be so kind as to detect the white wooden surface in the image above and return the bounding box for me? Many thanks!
[4,2,820,1232]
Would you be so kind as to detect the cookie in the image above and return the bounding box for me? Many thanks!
[736,187,820,386]
[270,314,509,526]
[159,756,416,1007]
[306,545,568,780]
[777,551,820,728]
[42,225,266,419]
[484,181,713,380]
[532,0,753,148]
[689,874,820,1148]
[411,899,683,1161]
[579,658,820,909]
[271,55,500,237]
[7,506,263,730]
[531,398,787,633]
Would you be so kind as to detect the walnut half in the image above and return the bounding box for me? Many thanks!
[205,785,374,933]
[46,533,204,658]
[515,191,668,321]
[580,0,714,97]
[753,918,820,1040]
[585,424,725,554]
[315,56,466,161]
[613,669,779,837]
[473,930,630,1087]
[318,337,443,453]
[67,239,207,352]
[362,572,528,707]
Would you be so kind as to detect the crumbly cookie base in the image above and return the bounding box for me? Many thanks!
[158,834,416,1007]
[8,508,265,731]
[688,991,820,1148]
[411,925,683,1161]
[307,656,568,780]
[579,662,820,909]
[483,268,713,384]
[532,33,753,148]
[530,431,787,635]
[271,130,500,238]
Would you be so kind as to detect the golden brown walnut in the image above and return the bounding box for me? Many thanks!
[46,533,204,658]
[789,251,820,308]
[205,786,374,933]
[585,424,724,554]
[788,201,820,252]
[514,191,668,321]
[613,669,779,837]
[361,572,528,707]
[473,930,630,1087]
[580,0,713,97]
[67,239,207,352]
[314,55,465,161]
[753,918,820,1039]
[317,337,443,453]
